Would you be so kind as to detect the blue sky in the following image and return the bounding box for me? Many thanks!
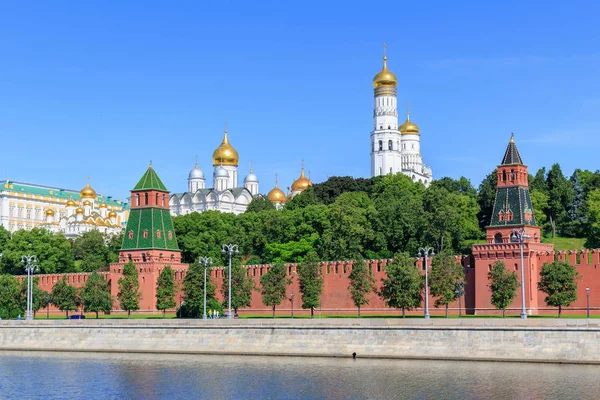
[0,1,599,202]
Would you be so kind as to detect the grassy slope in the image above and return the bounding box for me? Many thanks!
[541,237,586,250]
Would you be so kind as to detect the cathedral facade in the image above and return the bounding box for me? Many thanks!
[370,47,433,186]
[169,129,259,216]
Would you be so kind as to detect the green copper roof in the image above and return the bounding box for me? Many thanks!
[121,208,179,251]
[489,187,536,227]
[501,136,523,165]
[133,165,168,192]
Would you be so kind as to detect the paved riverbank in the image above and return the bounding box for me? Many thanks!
[1,319,599,364]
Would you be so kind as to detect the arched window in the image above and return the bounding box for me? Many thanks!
[378,140,383,151]
[128,254,132,262]
[503,170,507,182]
[494,233,503,244]
[162,194,166,206]
[156,193,159,205]
[510,169,515,181]
[388,140,393,150]
[144,193,148,205]
[141,253,146,262]
[387,125,391,130]
[135,194,140,206]
[390,168,392,174]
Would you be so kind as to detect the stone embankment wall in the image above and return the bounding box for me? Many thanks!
[1,319,599,364]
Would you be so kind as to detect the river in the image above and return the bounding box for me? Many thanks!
[0,351,599,399]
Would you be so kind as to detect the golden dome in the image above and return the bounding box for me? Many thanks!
[65,195,76,208]
[267,174,286,204]
[212,130,239,166]
[291,165,312,192]
[373,45,397,88]
[99,201,108,209]
[45,209,55,217]
[83,200,92,206]
[80,181,97,199]
[75,207,84,215]
[108,210,117,218]
[400,112,419,134]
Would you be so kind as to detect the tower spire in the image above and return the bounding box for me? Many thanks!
[407,101,411,120]
[250,160,253,173]
[275,173,279,187]
[195,154,198,168]
[383,42,387,68]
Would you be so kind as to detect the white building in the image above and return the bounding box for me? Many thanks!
[169,129,259,215]
[0,180,128,237]
[370,46,433,186]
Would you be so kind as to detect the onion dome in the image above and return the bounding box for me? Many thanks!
[267,174,286,204]
[83,200,92,207]
[214,166,230,178]
[291,164,312,192]
[75,207,84,215]
[212,130,239,166]
[373,45,397,88]
[108,210,117,218]
[80,180,97,199]
[244,162,258,183]
[65,195,76,208]
[399,112,420,135]
[99,201,108,209]
[189,158,205,179]
[45,209,55,217]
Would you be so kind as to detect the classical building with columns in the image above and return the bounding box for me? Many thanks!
[370,46,433,186]
[0,179,128,237]
[169,129,259,216]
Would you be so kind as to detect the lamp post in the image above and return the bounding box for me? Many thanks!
[417,247,434,319]
[198,256,213,320]
[511,228,530,319]
[454,282,465,318]
[21,255,38,320]
[222,244,239,319]
[290,292,294,319]
[586,287,591,318]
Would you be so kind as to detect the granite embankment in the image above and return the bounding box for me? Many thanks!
[1,319,599,364]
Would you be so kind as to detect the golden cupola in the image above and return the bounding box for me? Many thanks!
[400,112,420,135]
[373,45,397,88]
[212,130,239,166]
[267,174,286,204]
[80,180,97,199]
[45,209,55,217]
[65,195,76,208]
[291,163,312,192]
[75,207,85,215]
[99,199,108,209]
[108,210,117,218]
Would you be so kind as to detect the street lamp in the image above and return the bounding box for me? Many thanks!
[21,255,38,320]
[586,287,591,318]
[511,228,530,319]
[198,256,213,320]
[290,292,295,319]
[454,282,465,318]
[418,247,434,319]
[222,244,239,320]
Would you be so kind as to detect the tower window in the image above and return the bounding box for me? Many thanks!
[144,193,148,205]
[380,126,383,130]
[135,194,140,206]
[403,144,406,149]
[390,168,393,174]
[378,140,383,151]
[388,140,393,150]
[388,125,391,129]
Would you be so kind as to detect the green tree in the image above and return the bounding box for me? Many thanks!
[297,253,324,318]
[379,252,423,317]
[487,261,519,317]
[429,252,464,317]
[246,197,276,213]
[530,189,549,230]
[312,176,375,205]
[50,276,79,317]
[182,262,219,318]
[260,261,291,318]
[18,277,48,318]
[0,274,21,319]
[477,170,497,230]
[347,258,375,318]
[156,266,177,317]
[117,261,140,318]
[0,228,74,274]
[586,189,600,248]
[546,164,574,237]
[80,271,113,318]
[72,230,112,272]
[221,260,255,314]
[538,260,581,317]
[284,186,321,210]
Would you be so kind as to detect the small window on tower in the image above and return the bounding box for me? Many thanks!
[388,140,393,150]
[388,125,391,129]
[390,168,392,174]
[378,141,383,151]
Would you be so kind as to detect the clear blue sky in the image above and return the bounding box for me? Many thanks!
[1,1,599,202]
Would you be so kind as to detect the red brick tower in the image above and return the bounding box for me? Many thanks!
[110,163,189,311]
[471,135,553,314]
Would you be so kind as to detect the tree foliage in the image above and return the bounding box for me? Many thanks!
[18,277,48,317]
[347,258,375,317]
[182,262,219,318]
[297,253,323,318]
[260,261,291,317]
[50,276,79,317]
[538,261,581,317]
[221,259,255,314]
[80,271,112,318]
[117,261,140,318]
[156,266,176,317]
[379,252,423,317]
[429,252,464,317]
[487,261,519,317]
[0,274,21,319]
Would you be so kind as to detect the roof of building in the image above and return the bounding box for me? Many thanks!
[133,164,168,192]
[501,134,524,165]
[121,208,179,251]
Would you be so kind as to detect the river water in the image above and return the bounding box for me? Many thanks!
[0,351,599,399]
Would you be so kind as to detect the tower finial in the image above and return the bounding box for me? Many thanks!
[407,101,411,120]
[195,154,198,168]
[510,132,515,143]
[149,160,153,168]
[86,176,90,185]
[383,42,388,68]
[250,160,253,173]
[224,120,228,134]
[301,158,305,171]
[275,173,279,187]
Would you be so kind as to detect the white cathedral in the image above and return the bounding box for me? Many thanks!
[370,47,433,186]
[169,129,259,215]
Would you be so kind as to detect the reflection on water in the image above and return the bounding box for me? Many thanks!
[0,351,599,399]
